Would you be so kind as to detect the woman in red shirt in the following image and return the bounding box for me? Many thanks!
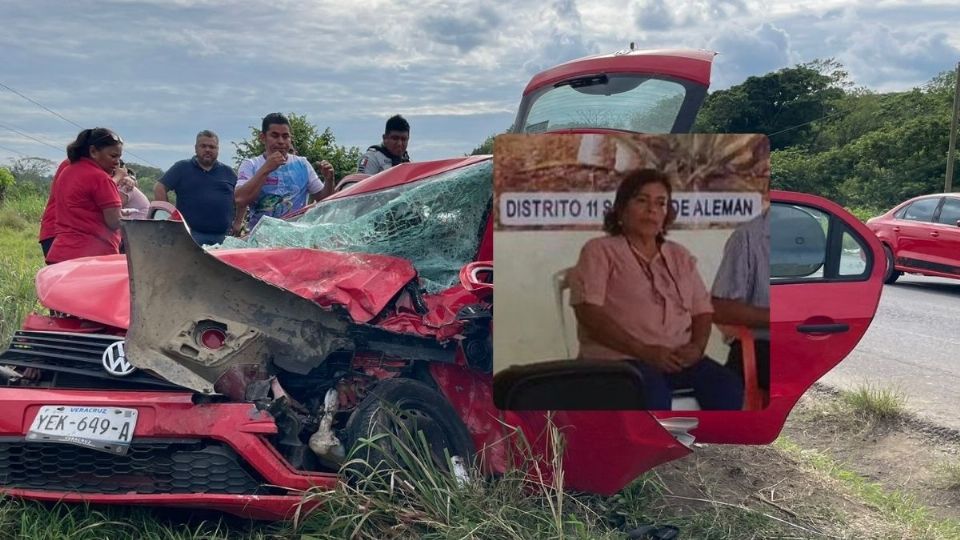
[46,128,125,264]
[37,158,69,258]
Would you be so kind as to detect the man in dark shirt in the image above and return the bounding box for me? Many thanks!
[357,115,411,175]
[155,130,238,245]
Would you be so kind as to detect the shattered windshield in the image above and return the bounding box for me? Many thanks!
[220,160,492,293]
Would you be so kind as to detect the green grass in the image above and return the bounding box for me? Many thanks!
[934,460,960,491]
[291,412,820,540]
[0,414,823,539]
[0,191,45,343]
[0,498,276,539]
[841,383,907,423]
[775,437,960,539]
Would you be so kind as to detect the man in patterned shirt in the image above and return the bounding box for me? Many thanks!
[712,194,771,391]
[234,113,335,231]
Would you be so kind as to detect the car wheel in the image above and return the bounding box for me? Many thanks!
[883,244,901,284]
[343,377,474,478]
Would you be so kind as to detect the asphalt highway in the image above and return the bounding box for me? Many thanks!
[818,274,960,431]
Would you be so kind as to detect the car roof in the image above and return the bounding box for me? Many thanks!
[283,156,491,220]
[327,155,490,200]
[523,48,715,96]
[897,192,960,206]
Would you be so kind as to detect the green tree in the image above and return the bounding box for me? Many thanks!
[835,114,951,208]
[0,167,14,203]
[123,162,164,201]
[9,157,56,185]
[694,60,849,150]
[470,134,496,155]
[232,113,361,181]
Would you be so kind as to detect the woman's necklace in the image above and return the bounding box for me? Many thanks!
[625,235,658,263]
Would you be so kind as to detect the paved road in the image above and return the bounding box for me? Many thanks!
[819,275,960,431]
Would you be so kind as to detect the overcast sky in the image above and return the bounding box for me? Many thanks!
[1,0,958,171]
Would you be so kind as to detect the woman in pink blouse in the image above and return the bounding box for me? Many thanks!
[568,169,744,410]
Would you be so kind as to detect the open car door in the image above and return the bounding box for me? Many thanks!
[655,190,885,443]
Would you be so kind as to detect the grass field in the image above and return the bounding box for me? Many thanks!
[0,191,45,344]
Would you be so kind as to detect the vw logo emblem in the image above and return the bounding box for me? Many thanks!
[102,341,135,377]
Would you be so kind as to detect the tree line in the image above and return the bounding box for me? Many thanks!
[695,59,958,215]
[470,59,959,217]
[0,112,361,203]
[4,63,958,217]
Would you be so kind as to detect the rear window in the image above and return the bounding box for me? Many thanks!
[517,75,697,134]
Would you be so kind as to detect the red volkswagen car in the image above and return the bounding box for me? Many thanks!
[0,49,885,519]
[866,193,960,283]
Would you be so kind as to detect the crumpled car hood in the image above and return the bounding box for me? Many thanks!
[35,248,418,330]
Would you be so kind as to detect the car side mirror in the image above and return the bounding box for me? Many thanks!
[146,201,182,222]
[956,219,960,228]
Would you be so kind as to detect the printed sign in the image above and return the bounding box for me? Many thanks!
[499,191,762,227]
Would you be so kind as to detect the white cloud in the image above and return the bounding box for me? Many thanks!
[841,25,960,90]
[0,0,955,168]
[709,23,793,88]
[633,0,676,30]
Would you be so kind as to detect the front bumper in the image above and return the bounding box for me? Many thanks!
[0,387,336,520]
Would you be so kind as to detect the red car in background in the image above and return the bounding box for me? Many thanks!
[866,193,960,283]
[0,48,886,520]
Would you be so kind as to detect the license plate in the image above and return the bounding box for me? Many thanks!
[27,406,138,455]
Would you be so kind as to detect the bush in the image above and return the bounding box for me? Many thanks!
[842,383,906,422]
[0,168,14,203]
[845,206,884,223]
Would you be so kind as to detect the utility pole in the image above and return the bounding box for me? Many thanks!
[946,62,960,192]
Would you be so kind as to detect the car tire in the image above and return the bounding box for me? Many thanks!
[342,377,474,478]
[883,244,901,284]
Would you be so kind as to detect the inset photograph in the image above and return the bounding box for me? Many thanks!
[493,133,770,411]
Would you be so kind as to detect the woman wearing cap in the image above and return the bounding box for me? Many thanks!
[46,128,127,264]
[568,168,744,410]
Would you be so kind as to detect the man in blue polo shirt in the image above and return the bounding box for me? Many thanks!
[155,130,238,245]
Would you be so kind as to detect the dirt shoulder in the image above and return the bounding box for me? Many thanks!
[783,384,960,523]
[649,384,960,539]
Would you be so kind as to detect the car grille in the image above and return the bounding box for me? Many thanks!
[1,331,178,388]
[0,438,280,495]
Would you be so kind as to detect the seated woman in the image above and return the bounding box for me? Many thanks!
[568,169,744,410]
[46,128,126,264]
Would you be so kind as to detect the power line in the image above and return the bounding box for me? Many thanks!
[768,109,848,137]
[119,150,160,169]
[0,80,161,168]
[0,81,83,129]
[0,143,30,158]
[0,122,64,152]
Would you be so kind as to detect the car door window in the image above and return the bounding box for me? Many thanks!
[936,197,960,226]
[839,230,869,277]
[771,204,827,280]
[771,203,873,282]
[902,198,940,222]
